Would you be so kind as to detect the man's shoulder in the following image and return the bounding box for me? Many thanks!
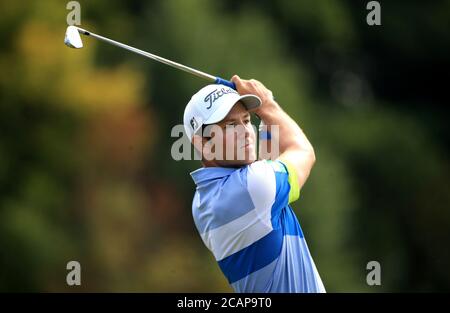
[192,177,256,235]
[191,160,284,213]
[193,169,252,210]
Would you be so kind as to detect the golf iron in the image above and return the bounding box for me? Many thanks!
[64,25,236,89]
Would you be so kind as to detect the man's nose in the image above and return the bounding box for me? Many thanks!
[235,124,251,141]
[236,123,248,135]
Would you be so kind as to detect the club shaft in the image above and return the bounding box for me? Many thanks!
[75,27,216,82]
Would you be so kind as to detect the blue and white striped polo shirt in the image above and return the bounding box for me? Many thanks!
[190,159,325,293]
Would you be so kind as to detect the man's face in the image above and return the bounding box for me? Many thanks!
[202,102,257,167]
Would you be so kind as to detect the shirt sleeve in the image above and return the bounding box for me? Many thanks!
[276,157,300,204]
[244,159,300,222]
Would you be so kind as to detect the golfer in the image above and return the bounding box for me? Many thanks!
[183,75,325,293]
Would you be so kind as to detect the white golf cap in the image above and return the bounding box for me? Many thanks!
[183,84,261,141]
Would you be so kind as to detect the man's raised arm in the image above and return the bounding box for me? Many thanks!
[231,75,316,190]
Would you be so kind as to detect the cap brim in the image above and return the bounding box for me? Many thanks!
[204,94,261,125]
[239,94,262,111]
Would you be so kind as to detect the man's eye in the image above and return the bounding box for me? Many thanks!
[244,119,251,124]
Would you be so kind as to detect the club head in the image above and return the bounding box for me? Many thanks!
[64,26,83,49]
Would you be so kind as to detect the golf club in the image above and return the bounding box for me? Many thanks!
[64,25,236,89]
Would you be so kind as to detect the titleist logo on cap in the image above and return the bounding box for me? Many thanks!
[204,87,238,109]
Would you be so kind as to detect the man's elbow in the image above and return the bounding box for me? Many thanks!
[301,143,315,169]
[309,147,316,167]
[293,148,315,190]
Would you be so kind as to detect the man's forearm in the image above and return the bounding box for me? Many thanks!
[258,100,314,159]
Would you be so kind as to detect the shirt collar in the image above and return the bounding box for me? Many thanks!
[190,166,240,185]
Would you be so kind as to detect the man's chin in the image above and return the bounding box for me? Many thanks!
[230,157,256,167]
[217,157,256,168]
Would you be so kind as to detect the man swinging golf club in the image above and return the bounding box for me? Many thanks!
[64,26,324,292]
[184,75,325,293]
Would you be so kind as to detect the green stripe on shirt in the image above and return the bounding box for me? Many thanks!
[277,158,300,203]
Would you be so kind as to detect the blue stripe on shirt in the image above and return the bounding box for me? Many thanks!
[283,206,304,237]
[194,171,255,234]
[269,170,290,228]
[217,229,283,283]
[217,165,303,283]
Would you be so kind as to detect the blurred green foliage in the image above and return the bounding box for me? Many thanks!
[0,0,448,292]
